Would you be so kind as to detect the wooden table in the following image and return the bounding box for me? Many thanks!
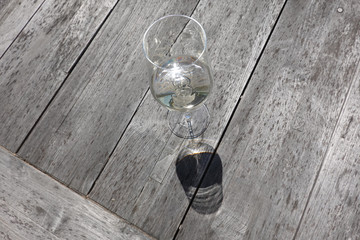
[1,0,359,239]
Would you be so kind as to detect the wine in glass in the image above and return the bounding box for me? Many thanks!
[143,15,213,138]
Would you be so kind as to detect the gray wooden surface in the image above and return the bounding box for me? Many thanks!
[0,0,359,239]
[0,146,154,240]
[0,223,26,240]
[0,0,117,151]
[0,0,44,57]
[89,0,285,239]
[295,63,360,239]
[176,0,360,239]
[18,0,200,193]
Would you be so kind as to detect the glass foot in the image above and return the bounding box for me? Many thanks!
[167,104,210,139]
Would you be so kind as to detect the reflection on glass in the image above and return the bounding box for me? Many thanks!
[143,15,213,138]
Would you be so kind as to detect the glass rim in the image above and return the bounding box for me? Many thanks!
[142,14,207,69]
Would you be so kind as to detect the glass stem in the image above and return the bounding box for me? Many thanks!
[185,113,195,138]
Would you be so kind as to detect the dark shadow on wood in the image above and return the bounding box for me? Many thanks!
[176,142,223,215]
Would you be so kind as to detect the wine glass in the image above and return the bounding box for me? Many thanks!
[142,15,213,138]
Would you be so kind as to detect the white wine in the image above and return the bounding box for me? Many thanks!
[151,55,212,111]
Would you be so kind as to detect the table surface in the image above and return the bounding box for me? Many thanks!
[1,0,359,239]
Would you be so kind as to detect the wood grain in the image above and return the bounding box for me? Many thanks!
[89,0,285,239]
[0,0,44,57]
[176,0,360,239]
[19,0,200,193]
[0,204,59,240]
[295,65,360,239]
[0,223,24,240]
[0,0,117,151]
[0,146,154,240]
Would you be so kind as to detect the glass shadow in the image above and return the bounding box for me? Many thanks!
[176,142,223,214]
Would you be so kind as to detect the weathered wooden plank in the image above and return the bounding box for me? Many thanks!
[295,69,360,239]
[0,0,117,151]
[0,222,23,240]
[0,147,154,240]
[18,0,200,193]
[0,0,44,57]
[176,0,360,239]
[0,203,59,240]
[89,0,286,239]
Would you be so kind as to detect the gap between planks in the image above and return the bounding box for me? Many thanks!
[15,0,122,154]
[0,144,156,240]
[0,0,46,60]
[171,0,290,239]
[85,0,202,196]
